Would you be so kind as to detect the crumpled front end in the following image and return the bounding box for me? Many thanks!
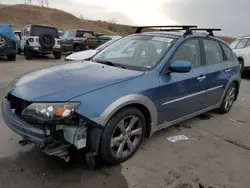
[2,93,103,161]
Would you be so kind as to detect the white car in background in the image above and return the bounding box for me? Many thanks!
[230,36,250,74]
[65,36,122,61]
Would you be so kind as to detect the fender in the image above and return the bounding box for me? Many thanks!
[91,94,158,136]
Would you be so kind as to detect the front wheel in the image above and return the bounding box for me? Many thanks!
[217,83,237,114]
[99,107,146,164]
[7,54,16,61]
[24,48,33,60]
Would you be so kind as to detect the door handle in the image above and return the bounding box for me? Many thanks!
[224,69,231,73]
[197,75,206,81]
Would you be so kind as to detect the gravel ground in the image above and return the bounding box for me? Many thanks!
[1,55,250,188]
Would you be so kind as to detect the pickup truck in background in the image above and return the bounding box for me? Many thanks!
[61,29,111,52]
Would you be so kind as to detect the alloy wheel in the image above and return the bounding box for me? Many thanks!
[0,36,5,47]
[225,86,236,110]
[110,115,143,159]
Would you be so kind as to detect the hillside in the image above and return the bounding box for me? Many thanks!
[0,4,134,35]
[0,4,234,43]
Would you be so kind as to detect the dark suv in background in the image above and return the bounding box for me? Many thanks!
[61,29,111,52]
[20,24,63,60]
[0,24,16,61]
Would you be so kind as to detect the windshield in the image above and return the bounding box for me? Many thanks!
[31,26,59,38]
[93,35,175,70]
[96,37,121,51]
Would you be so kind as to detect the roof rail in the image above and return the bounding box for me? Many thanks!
[131,25,197,34]
[191,28,221,36]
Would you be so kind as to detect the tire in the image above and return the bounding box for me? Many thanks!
[217,83,237,114]
[24,48,33,60]
[39,34,55,49]
[17,48,22,55]
[0,34,7,49]
[99,107,146,165]
[53,52,62,59]
[73,45,81,52]
[7,54,16,61]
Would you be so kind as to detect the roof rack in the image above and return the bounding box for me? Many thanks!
[191,28,221,36]
[131,25,197,35]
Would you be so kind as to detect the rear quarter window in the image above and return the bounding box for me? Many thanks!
[220,42,232,60]
[235,39,249,49]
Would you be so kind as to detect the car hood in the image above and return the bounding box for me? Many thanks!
[9,61,144,101]
[66,49,98,61]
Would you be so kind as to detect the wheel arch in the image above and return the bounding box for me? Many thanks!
[232,80,240,101]
[92,94,158,137]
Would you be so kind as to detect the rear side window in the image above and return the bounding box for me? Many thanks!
[235,39,249,49]
[170,39,201,68]
[221,43,232,60]
[203,39,223,65]
[246,40,250,47]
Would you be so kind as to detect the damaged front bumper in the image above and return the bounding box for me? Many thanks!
[1,99,102,161]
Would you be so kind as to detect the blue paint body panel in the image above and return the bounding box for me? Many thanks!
[0,24,16,41]
[7,32,241,135]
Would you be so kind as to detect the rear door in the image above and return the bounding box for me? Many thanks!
[201,38,232,107]
[158,38,207,124]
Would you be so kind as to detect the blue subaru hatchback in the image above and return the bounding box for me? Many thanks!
[2,26,241,165]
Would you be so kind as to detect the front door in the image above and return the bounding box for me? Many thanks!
[157,38,207,125]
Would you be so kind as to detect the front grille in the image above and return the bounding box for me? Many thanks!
[7,94,31,116]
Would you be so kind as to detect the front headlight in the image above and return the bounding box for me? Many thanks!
[22,102,80,121]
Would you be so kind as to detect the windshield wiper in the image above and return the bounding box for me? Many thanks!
[94,60,126,69]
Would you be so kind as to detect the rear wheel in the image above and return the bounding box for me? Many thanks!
[53,52,62,59]
[73,45,81,52]
[7,54,16,61]
[24,48,33,60]
[99,107,145,165]
[217,83,237,114]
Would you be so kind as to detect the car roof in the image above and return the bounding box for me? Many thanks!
[28,24,58,30]
[237,36,250,40]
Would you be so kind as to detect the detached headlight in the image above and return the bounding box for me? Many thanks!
[22,102,80,121]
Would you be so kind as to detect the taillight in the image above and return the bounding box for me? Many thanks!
[57,40,62,45]
[28,38,34,43]
[85,39,89,46]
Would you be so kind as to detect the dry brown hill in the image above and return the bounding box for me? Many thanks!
[0,4,134,35]
[0,4,234,43]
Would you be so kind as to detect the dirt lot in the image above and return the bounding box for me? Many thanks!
[1,55,250,188]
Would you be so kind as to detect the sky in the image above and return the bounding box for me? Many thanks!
[1,0,250,37]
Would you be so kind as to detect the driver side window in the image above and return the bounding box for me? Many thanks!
[170,39,201,68]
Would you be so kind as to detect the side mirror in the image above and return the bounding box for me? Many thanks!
[170,61,192,73]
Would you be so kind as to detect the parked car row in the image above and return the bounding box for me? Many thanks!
[0,23,118,61]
